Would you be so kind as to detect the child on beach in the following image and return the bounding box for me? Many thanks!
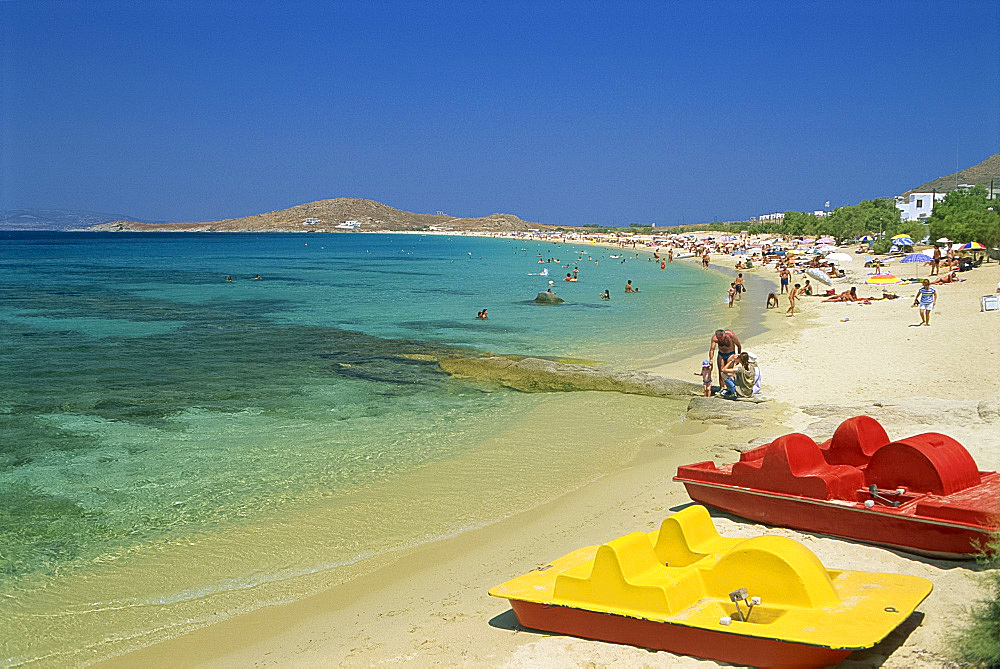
[786,283,800,316]
[728,283,736,307]
[913,279,936,325]
[697,360,713,397]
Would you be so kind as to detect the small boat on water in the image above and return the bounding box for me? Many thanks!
[490,505,931,668]
[675,416,1000,559]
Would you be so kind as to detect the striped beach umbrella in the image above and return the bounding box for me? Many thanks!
[866,273,902,285]
[891,233,912,240]
[958,241,986,250]
[858,235,875,242]
[891,236,914,246]
[900,253,933,263]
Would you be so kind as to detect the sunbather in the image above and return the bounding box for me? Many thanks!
[931,271,959,285]
[824,287,859,302]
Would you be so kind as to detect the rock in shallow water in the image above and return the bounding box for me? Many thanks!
[686,396,765,429]
[438,355,700,397]
[534,291,564,304]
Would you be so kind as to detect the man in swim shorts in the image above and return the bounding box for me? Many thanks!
[734,273,745,301]
[708,328,742,392]
[779,267,790,294]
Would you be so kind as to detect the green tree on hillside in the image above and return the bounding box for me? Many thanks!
[928,185,1000,252]
[781,211,819,236]
[823,198,900,244]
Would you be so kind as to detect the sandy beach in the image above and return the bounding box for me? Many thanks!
[101,247,1000,669]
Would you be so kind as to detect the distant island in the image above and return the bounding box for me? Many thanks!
[83,198,544,234]
[0,209,163,232]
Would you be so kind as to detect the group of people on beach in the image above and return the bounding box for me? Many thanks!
[701,328,760,399]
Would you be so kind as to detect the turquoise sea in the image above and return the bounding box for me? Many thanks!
[0,232,730,665]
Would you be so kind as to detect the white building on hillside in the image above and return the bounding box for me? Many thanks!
[758,212,785,222]
[895,192,945,221]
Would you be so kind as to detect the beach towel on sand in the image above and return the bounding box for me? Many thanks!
[735,363,760,397]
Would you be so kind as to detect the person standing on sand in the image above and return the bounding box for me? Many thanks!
[913,278,936,325]
[779,267,790,294]
[931,246,942,276]
[787,283,800,316]
[708,328,742,391]
[697,360,713,397]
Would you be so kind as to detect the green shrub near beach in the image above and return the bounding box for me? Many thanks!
[954,537,1000,665]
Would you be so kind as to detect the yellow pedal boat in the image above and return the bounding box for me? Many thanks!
[490,505,932,668]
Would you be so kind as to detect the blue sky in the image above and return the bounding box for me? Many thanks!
[3,1,999,226]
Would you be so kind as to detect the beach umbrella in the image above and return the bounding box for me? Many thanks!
[805,268,832,285]
[816,244,838,253]
[857,235,875,242]
[866,273,902,285]
[900,253,933,263]
[826,252,853,263]
[891,234,912,240]
[958,241,986,250]
[936,237,952,243]
[817,236,836,244]
[891,236,914,247]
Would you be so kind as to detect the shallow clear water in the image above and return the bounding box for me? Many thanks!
[0,232,728,665]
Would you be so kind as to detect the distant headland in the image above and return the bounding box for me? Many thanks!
[84,198,543,234]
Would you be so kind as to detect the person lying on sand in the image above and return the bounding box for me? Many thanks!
[931,271,959,285]
[824,287,860,302]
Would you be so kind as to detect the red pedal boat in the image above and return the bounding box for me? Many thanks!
[674,416,1000,559]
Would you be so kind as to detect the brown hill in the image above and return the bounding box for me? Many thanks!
[906,152,1000,195]
[87,198,542,233]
